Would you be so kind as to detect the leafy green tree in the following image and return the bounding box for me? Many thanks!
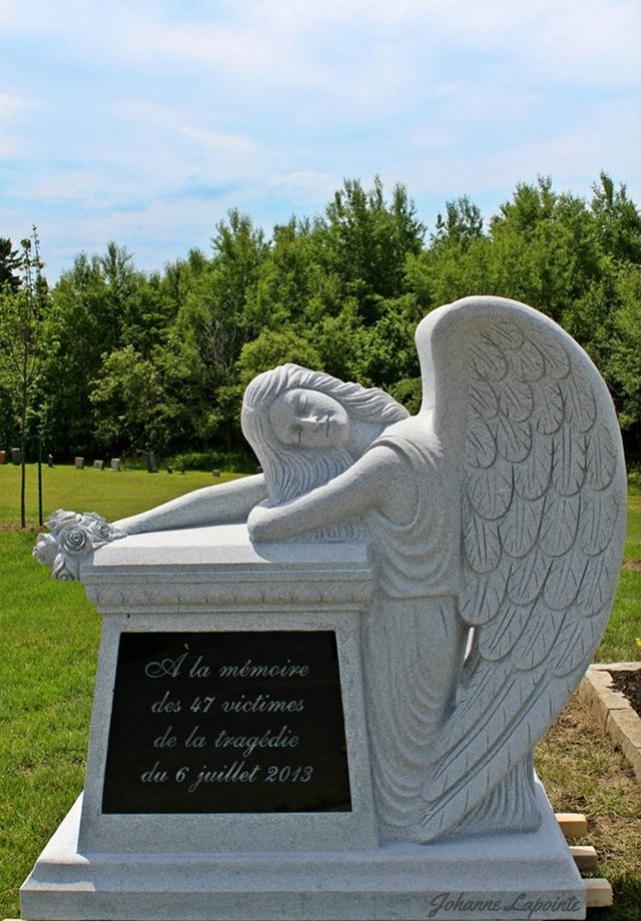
[388,377,422,415]
[41,243,171,457]
[21,172,641,471]
[406,234,492,309]
[0,238,21,292]
[99,242,138,333]
[591,172,641,264]
[0,231,48,526]
[313,300,371,382]
[162,210,268,450]
[210,209,269,347]
[432,195,483,249]
[90,345,171,455]
[0,239,24,448]
[321,177,424,323]
[360,295,422,388]
[487,177,603,320]
[43,254,114,456]
[238,329,322,387]
[201,328,324,447]
[609,263,641,457]
[160,249,209,320]
[405,194,491,310]
[247,219,313,332]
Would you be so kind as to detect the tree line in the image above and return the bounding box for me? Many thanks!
[1,173,640,473]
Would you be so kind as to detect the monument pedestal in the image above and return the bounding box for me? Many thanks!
[21,786,584,921]
[22,524,586,921]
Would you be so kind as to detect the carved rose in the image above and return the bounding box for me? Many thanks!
[58,526,88,553]
[33,509,125,581]
[52,558,76,581]
[96,521,112,540]
[33,532,59,566]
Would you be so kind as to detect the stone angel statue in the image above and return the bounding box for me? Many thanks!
[36,296,627,843]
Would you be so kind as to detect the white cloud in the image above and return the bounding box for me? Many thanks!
[0,0,19,27]
[0,90,24,118]
[487,100,641,192]
[0,137,19,157]
[268,170,340,205]
[395,96,641,206]
[531,0,639,85]
[1,0,638,280]
[117,100,256,156]
[0,90,32,157]
[2,1,638,89]
[115,1,640,86]
[9,170,104,202]
[179,125,255,154]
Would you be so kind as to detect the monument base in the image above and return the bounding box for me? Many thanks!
[21,785,585,921]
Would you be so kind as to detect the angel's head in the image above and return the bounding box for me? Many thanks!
[241,363,407,503]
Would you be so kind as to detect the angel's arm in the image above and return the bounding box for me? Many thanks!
[114,474,267,535]
[247,446,407,541]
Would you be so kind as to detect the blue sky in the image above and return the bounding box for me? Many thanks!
[0,0,639,280]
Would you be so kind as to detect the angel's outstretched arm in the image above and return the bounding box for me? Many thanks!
[114,474,267,535]
[247,446,407,541]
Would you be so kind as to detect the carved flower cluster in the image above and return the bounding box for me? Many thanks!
[33,509,124,581]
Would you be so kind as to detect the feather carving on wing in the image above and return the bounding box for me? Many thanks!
[411,297,626,842]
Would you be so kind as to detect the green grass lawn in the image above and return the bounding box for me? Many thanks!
[598,488,641,662]
[0,529,98,915]
[0,466,639,918]
[0,461,243,525]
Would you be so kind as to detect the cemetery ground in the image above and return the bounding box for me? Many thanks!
[0,466,640,920]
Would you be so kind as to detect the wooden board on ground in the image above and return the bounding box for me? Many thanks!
[569,844,599,871]
[583,877,614,908]
[555,811,588,839]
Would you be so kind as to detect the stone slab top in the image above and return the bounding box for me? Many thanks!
[88,523,371,572]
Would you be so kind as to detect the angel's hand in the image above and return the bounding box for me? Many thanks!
[112,515,140,535]
[247,503,277,541]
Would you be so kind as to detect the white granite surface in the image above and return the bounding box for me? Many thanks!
[22,783,585,921]
[26,296,626,921]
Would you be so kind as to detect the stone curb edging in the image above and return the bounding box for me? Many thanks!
[578,662,641,785]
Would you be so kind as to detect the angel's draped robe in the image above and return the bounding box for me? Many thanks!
[361,415,466,838]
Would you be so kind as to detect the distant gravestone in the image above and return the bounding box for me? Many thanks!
[11,447,21,465]
[47,454,54,468]
[212,469,220,478]
[74,457,84,470]
[111,458,121,472]
[93,460,104,470]
[146,451,158,474]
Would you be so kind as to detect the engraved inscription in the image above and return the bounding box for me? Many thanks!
[102,631,351,814]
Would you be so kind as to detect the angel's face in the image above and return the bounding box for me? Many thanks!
[269,387,349,449]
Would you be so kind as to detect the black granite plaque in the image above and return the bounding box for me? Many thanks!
[102,630,351,814]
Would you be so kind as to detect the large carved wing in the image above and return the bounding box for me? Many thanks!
[412,296,627,842]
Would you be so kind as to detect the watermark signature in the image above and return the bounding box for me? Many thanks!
[427,891,583,918]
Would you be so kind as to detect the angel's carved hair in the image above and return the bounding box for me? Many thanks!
[241,363,407,503]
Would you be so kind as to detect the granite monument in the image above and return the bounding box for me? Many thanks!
[24,295,626,920]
